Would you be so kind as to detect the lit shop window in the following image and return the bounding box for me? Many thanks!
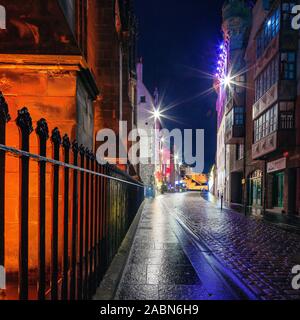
[257,8,280,58]
[255,56,279,102]
[254,104,278,143]
[280,52,296,80]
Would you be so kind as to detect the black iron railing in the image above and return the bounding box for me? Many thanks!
[0,92,144,300]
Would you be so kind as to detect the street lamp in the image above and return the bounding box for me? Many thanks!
[153,108,162,121]
[151,107,162,192]
[222,74,232,87]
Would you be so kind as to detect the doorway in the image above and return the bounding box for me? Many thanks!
[249,170,263,207]
[272,172,284,209]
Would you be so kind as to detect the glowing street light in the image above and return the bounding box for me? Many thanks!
[222,74,232,87]
[153,108,162,120]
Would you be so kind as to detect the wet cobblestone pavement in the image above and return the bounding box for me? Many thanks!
[116,193,300,300]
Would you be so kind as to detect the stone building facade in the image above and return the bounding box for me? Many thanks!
[245,0,300,215]
[0,0,138,281]
[90,0,138,175]
[215,0,300,217]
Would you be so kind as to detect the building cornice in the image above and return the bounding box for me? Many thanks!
[0,54,88,70]
[0,53,100,100]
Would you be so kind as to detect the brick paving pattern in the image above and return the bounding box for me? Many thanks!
[161,193,300,300]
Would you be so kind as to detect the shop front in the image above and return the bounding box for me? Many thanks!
[272,171,284,209]
[267,158,286,213]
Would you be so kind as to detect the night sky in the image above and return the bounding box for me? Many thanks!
[134,0,224,173]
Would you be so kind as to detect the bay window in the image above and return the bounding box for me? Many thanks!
[254,104,278,143]
[226,107,244,131]
[257,7,280,58]
[255,56,279,102]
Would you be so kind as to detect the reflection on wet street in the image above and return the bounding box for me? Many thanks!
[116,193,300,300]
[116,194,246,300]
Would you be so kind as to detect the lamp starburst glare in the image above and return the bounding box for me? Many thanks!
[222,74,232,87]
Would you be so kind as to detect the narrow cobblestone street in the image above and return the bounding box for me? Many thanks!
[116,193,300,300]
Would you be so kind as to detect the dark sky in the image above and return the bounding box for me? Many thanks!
[134,0,224,173]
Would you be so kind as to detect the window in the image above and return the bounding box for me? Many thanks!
[140,96,146,103]
[255,56,279,101]
[280,52,296,80]
[0,5,6,30]
[234,107,244,126]
[233,75,246,93]
[226,107,244,132]
[236,144,244,161]
[254,104,278,142]
[255,52,297,101]
[76,0,88,58]
[279,101,294,129]
[226,109,234,131]
[282,2,297,28]
[59,0,76,34]
[257,8,280,58]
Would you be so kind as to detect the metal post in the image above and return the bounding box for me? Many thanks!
[70,141,79,300]
[94,162,100,286]
[16,107,33,300]
[50,128,61,300]
[84,148,90,299]
[62,134,71,300]
[99,165,105,281]
[104,164,110,271]
[89,152,95,297]
[78,145,85,300]
[0,92,10,277]
[36,119,49,300]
